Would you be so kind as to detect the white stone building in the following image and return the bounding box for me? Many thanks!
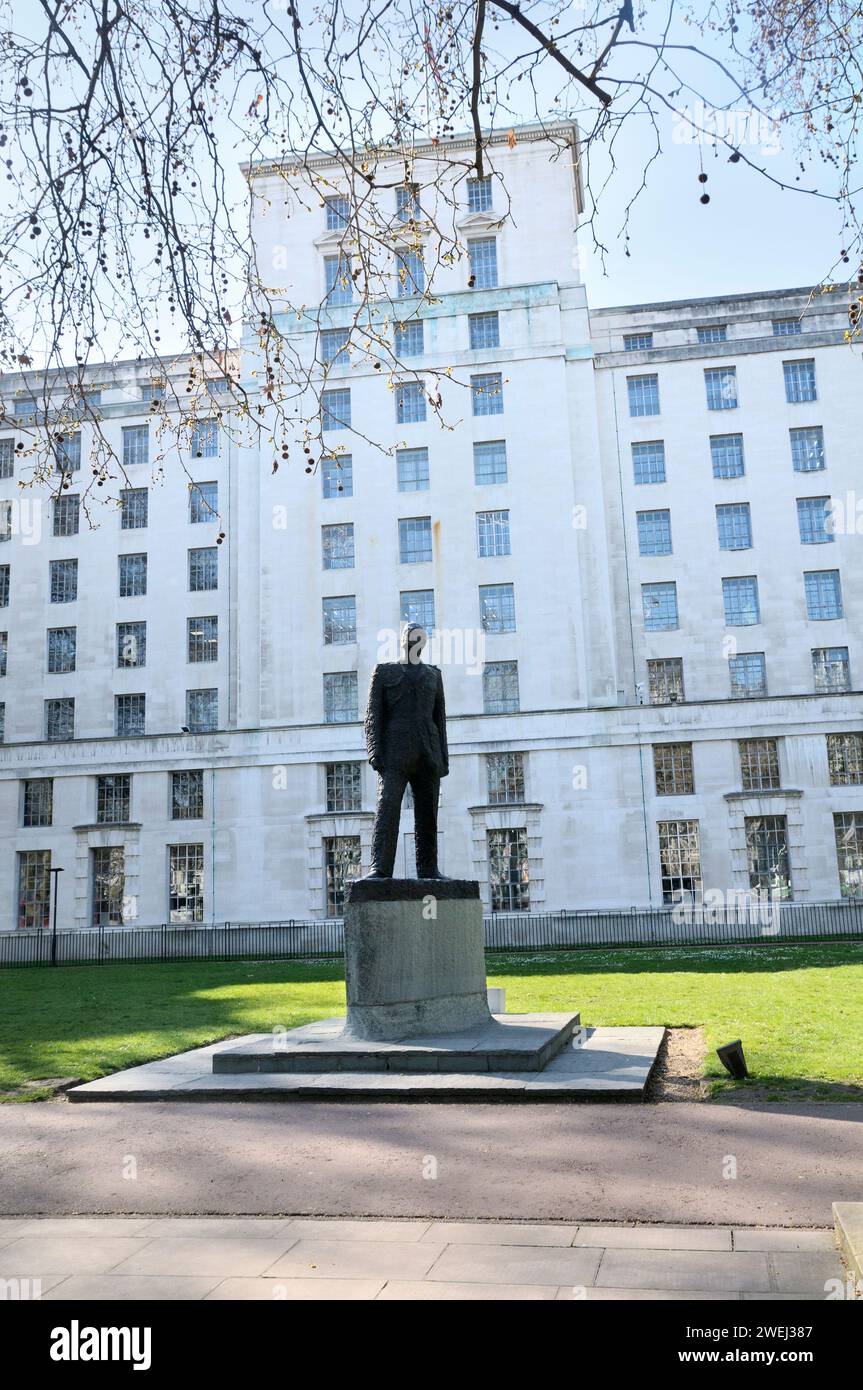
[1,122,862,931]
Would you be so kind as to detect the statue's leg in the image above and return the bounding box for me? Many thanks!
[412,772,441,877]
[370,768,407,877]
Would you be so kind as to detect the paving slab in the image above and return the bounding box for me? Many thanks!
[377,1279,557,1300]
[419,1221,578,1247]
[265,1238,447,1282]
[597,1247,774,1294]
[833,1202,863,1291]
[732,1227,837,1252]
[769,1250,850,1295]
[556,1286,741,1301]
[133,1217,295,1240]
[42,1274,221,1300]
[574,1224,732,1251]
[111,1236,299,1278]
[426,1242,603,1287]
[205,1277,385,1300]
[0,1235,150,1277]
[12,1217,157,1240]
[282,1219,432,1243]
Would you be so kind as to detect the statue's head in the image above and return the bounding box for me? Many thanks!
[401,623,428,664]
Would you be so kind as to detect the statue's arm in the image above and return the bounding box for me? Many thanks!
[365,665,384,772]
[434,668,449,776]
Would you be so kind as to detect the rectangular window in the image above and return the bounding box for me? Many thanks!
[473,440,507,485]
[325,195,349,230]
[697,325,727,343]
[396,183,421,222]
[320,328,350,365]
[722,575,760,626]
[467,175,493,213]
[396,382,426,424]
[739,738,781,791]
[186,688,217,733]
[396,447,429,492]
[322,522,355,570]
[171,769,204,819]
[119,553,147,597]
[729,652,767,698]
[398,516,432,564]
[115,693,146,736]
[0,702,5,742]
[745,815,792,898]
[23,779,53,828]
[13,397,37,422]
[784,358,817,403]
[469,311,500,350]
[483,660,519,714]
[0,630,6,677]
[18,849,51,930]
[395,320,424,357]
[0,564,9,607]
[637,509,672,556]
[321,455,352,498]
[812,646,850,693]
[55,432,81,473]
[324,252,353,306]
[716,502,752,550]
[804,569,842,620]
[324,671,358,724]
[117,620,146,668]
[190,421,219,459]
[797,496,833,544]
[658,821,702,905]
[324,835,362,917]
[0,502,11,543]
[53,495,80,537]
[120,488,148,529]
[45,697,74,741]
[322,388,351,431]
[396,249,425,297]
[471,373,503,417]
[468,237,498,289]
[122,425,149,468]
[322,595,357,645]
[187,615,218,663]
[50,557,78,603]
[140,382,163,402]
[624,332,653,351]
[169,844,204,923]
[326,762,362,813]
[648,658,685,705]
[91,845,125,926]
[97,773,131,824]
[627,374,660,417]
[189,546,218,591]
[834,812,863,898]
[705,366,738,410]
[710,433,745,479]
[0,438,14,478]
[476,508,510,558]
[47,626,76,674]
[653,743,694,796]
[642,581,678,631]
[400,588,435,632]
[632,440,666,485]
[189,480,218,522]
[790,426,825,472]
[486,751,525,805]
[488,827,530,912]
[773,318,802,336]
[827,733,863,786]
[479,582,516,633]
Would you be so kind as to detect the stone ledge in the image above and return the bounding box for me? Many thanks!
[346,877,479,904]
[833,1202,863,1293]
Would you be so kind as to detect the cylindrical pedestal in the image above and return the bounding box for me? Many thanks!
[343,879,491,1041]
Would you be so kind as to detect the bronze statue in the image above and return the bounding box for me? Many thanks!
[363,623,448,879]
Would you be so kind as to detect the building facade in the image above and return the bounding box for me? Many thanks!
[1,124,862,929]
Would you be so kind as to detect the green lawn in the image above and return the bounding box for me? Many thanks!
[1,941,861,1101]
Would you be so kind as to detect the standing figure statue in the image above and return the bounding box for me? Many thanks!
[363,623,448,879]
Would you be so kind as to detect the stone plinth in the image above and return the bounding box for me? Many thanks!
[342,878,490,1041]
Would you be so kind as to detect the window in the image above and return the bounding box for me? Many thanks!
[322,595,357,645]
[705,366,738,410]
[471,371,504,418]
[637,509,672,556]
[186,688,217,733]
[18,849,51,930]
[396,382,426,424]
[487,751,525,805]
[653,743,694,796]
[115,693,145,736]
[0,502,11,543]
[324,253,353,306]
[324,835,362,917]
[624,332,653,351]
[326,762,362,813]
[396,447,429,492]
[321,455,352,498]
[716,502,752,550]
[322,388,351,431]
[92,846,125,925]
[119,553,147,597]
[189,546,218,591]
[322,522,355,570]
[834,812,863,897]
[122,425,149,468]
[773,318,802,336]
[468,237,498,289]
[658,821,702,905]
[722,576,760,626]
[45,697,74,741]
[479,582,516,633]
[697,325,727,343]
[320,328,350,365]
[190,421,218,459]
[50,557,78,603]
[117,621,146,668]
[171,770,204,819]
[469,312,499,350]
[47,626,76,674]
[745,815,792,898]
[476,508,510,559]
[400,589,435,631]
[739,738,781,791]
[187,615,218,662]
[488,828,529,911]
[53,494,80,537]
[120,488,148,529]
[55,432,81,472]
[627,374,660,417]
[395,248,425,299]
[797,496,833,545]
[0,438,14,478]
[467,174,492,212]
[324,671,358,723]
[783,359,816,403]
[632,441,666,485]
[395,321,424,357]
[827,734,863,787]
[473,441,507,486]
[398,516,432,564]
[710,434,745,479]
[169,844,204,922]
[140,382,163,402]
[97,773,131,824]
[189,481,218,522]
[13,397,37,422]
[396,183,421,222]
[483,660,519,714]
[0,703,5,742]
[729,652,767,698]
[790,426,825,472]
[804,569,842,620]
[642,581,678,631]
[0,564,8,607]
[812,646,850,693]
[648,658,685,704]
[325,195,349,230]
[23,779,53,828]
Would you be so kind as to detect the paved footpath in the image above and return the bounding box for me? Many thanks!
[0,1216,849,1301]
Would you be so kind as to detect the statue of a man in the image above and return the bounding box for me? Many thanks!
[363,623,448,879]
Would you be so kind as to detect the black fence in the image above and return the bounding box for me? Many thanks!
[2,900,863,969]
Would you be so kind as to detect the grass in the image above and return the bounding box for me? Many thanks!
[0,940,861,1102]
